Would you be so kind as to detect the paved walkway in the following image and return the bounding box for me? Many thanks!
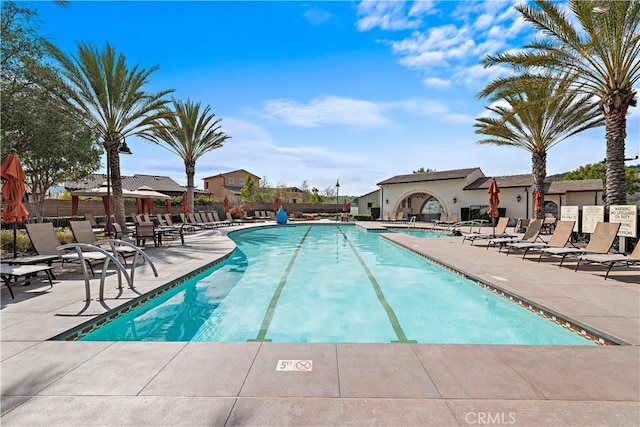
[1,222,638,426]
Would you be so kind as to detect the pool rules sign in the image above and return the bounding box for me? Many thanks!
[610,205,638,238]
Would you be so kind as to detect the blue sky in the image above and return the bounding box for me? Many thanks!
[34,1,639,196]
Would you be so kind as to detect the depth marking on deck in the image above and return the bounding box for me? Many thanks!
[491,276,508,282]
[337,227,416,343]
[276,360,313,371]
[248,226,312,342]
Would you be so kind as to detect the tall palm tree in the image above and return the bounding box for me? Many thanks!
[476,75,604,218]
[482,0,640,205]
[47,42,173,230]
[143,98,230,212]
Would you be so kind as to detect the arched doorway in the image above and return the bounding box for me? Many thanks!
[395,192,444,222]
[544,201,558,217]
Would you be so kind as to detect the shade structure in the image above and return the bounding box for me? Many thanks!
[223,196,229,213]
[342,200,348,213]
[71,183,138,198]
[131,185,171,200]
[166,198,172,214]
[1,149,30,258]
[181,192,189,213]
[487,178,500,236]
[136,198,144,215]
[145,197,154,214]
[533,188,544,215]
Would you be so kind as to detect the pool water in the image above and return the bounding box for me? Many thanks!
[81,225,593,345]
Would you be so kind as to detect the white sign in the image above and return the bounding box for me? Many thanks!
[609,205,638,238]
[582,205,604,233]
[560,206,579,232]
[276,360,313,372]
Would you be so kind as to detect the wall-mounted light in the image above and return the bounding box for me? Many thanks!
[516,194,521,203]
[452,197,457,204]
[385,198,389,204]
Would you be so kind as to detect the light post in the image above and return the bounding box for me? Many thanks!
[335,179,340,222]
[105,136,132,235]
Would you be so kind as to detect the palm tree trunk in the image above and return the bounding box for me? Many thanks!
[532,150,547,219]
[107,144,126,232]
[185,160,195,213]
[602,89,632,206]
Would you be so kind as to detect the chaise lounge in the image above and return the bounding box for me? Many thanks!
[574,238,640,279]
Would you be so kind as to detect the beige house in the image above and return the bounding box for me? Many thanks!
[369,168,603,221]
[202,169,261,203]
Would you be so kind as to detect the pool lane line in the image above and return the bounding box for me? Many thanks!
[337,227,416,343]
[248,226,312,342]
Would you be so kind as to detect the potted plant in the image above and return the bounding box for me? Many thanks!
[229,206,246,220]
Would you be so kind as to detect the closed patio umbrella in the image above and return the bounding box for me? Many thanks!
[250,199,255,212]
[223,196,229,213]
[1,149,30,258]
[533,188,544,217]
[166,198,172,214]
[342,200,348,212]
[487,178,500,236]
[71,195,79,220]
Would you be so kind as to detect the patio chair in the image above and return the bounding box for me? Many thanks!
[213,211,231,226]
[83,212,103,231]
[539,221,621,268]
[487,219,543,251]
[462,217,515,245]
[134,223,157,247]
[70,220,138,266]
[504,220,576,258]
[1,264,54,299]
[25,222,107,276]
[574,241,640,279]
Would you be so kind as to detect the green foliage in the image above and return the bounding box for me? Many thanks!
[353,214,372,221]
[562,163,640,196]
[240,174,257,202]
[194,195,214,206]
[413,167,435,174]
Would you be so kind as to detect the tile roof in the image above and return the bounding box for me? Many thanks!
[464,174,533,190]
[546,179,603,194]
[202,169,260,180]
[65,174,189,195]
[377,168,482,185]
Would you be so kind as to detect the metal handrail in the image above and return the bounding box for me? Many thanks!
[96,239,159,285]
[57,243,130,301]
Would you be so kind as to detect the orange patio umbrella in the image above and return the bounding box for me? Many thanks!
[342,199,348,212]
[223,195,229,213]
[250,199,255,212]
[166,198,172,214]
[1,149,30,258]
[533,188,544,217]
[487,178,500,236]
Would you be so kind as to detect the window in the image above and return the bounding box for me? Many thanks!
[239,179,245,185]
[228,178,234,185]
[367,202,372,208]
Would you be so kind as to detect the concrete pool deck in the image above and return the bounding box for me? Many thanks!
[1,221,638,426]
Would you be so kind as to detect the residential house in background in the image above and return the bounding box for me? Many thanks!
[202,169,261,203]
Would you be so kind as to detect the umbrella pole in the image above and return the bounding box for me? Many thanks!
[12,223,17,259]
[492,217,496,237]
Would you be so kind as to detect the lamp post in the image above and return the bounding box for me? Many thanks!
[335,179,340,222]
[105,136,132,235]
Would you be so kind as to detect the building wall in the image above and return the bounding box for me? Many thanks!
[356,191,381,215]
[202,171,260,201]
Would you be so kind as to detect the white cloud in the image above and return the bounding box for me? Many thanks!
[422,77,451,88]
[262,96,392,129]
[303,5,331,25]
[356,1,422,31]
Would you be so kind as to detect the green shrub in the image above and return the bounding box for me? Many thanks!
[353,214,372,221]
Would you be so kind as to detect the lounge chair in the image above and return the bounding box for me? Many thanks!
[226,211,243,225]
[538,221,621,268]
[134,223,157,247]
[213,211,231,226]
[70,220,138,266]
[487,219,543,251]
[25,222,107,276]
[575,241,640,279]
[1,264,54,299]
[83,212,103,231]
[504,220,576,258]
[462,217,515,245]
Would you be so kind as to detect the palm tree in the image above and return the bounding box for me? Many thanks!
[47,42,173,230]
[482,0,640,205]
[476,75,604,218]
[143,98,230,212]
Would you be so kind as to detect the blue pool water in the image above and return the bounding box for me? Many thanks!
[81,225,593,345]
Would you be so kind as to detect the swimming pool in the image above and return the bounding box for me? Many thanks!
[80,225,593,345]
